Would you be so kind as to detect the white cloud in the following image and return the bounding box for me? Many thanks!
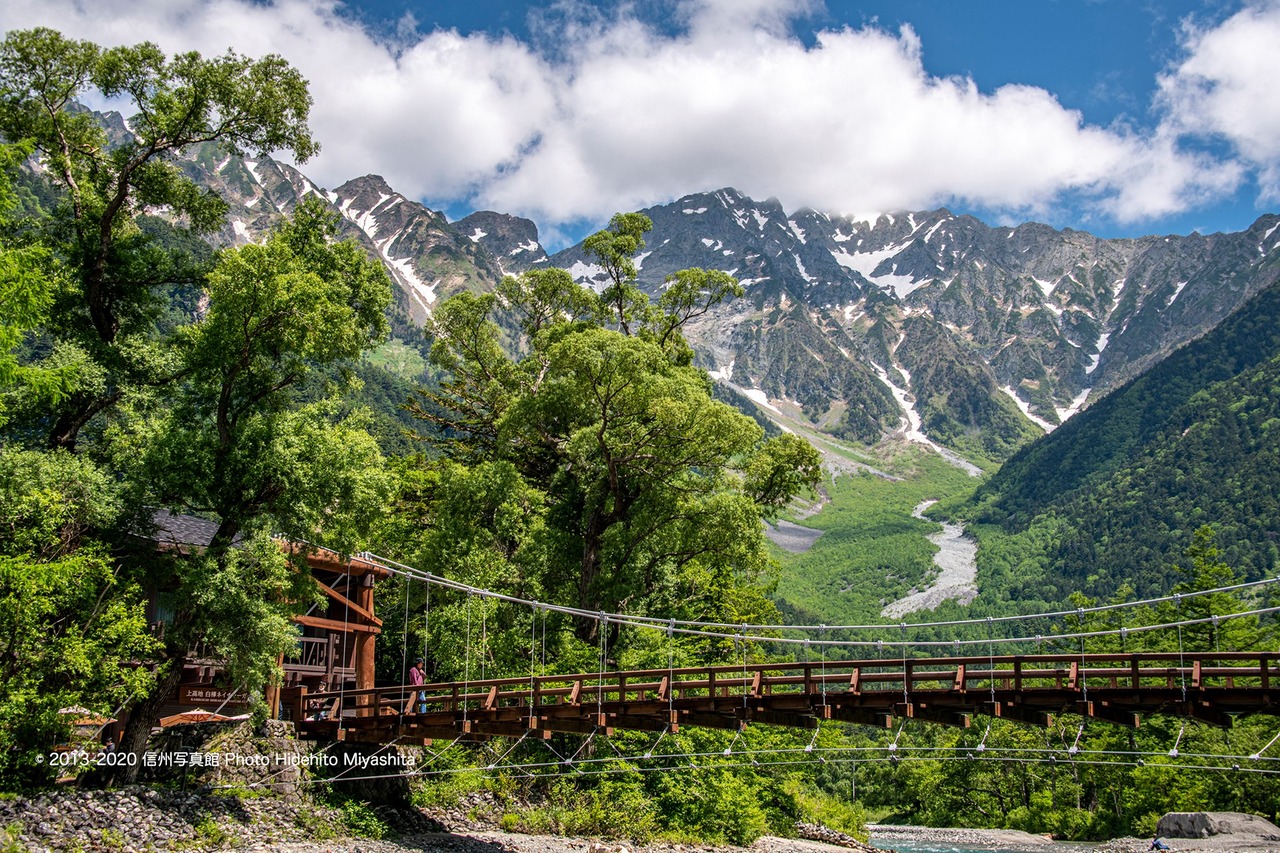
[1156,0,1280,201]
[0,0,558,202]
[1,0,1274,235]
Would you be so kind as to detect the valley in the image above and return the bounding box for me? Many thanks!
[161,132,1280,623]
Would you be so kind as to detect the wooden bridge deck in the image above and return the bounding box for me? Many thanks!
[288,651,1280,744]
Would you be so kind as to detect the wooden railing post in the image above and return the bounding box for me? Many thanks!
[292,686,307,722]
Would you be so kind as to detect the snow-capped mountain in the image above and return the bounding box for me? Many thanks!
[176,139,503,324]
[549,189,1280,459]
[166,126,1280,460]
[326,175,501,323]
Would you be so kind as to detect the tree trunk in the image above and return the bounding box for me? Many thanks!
[575,515,604,643]
[114,655,185,784]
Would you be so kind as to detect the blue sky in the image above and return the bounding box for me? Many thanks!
[4,0,1278,248]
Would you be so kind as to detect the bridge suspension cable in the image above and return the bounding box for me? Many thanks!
[365,550,1280,635]
[367,553,1280,651]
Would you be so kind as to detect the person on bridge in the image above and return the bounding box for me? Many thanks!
[407,658,426,714]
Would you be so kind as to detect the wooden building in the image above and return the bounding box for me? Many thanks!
[144,510,389,722]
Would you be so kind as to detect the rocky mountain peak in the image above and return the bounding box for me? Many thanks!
[453,211,548,273]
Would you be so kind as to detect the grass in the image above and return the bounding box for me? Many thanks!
[363,338,428,381]
[772,438,985,626]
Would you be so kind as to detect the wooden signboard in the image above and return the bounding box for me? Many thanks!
[178,686,249,707]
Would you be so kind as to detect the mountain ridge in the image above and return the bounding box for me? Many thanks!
[157,127,1280,461]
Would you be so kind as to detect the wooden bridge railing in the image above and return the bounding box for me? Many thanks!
[287,651,1280,743]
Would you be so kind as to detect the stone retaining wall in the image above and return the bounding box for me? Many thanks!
[0,786,444,852]
[0,721,441,852]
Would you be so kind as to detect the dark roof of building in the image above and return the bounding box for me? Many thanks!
[146,508,241,549]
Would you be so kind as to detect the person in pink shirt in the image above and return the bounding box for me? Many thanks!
[407,657,426,714]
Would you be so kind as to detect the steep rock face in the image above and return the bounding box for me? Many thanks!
[453,210,548,273]
[968,277,1280,599]
[158,125,1280,460]
[176,140,328,247]
[548,189,1280,459]
[173,137,509,325]
[328,176,503,323]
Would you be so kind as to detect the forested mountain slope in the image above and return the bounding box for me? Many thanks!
[964,276,1280,604]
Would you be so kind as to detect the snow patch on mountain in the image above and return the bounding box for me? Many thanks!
[388,255,436,311]
[1000,386,1054,432]
[468,228,487,242]
[708,359,735,382]
[742,387,781,413]
[795,255,815,283]
[1055,388,1092,423]
[1086,333,1110,375]
[831,244,925,297]
[568,261,607,288]
[1033,277,1059,296]
[873,361,982,476]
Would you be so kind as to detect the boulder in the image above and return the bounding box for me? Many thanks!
[1156,811,1280,839]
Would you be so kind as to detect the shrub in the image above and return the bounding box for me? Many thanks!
[339,799,391,840]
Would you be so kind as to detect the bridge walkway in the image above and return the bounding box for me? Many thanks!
[289,651,1280,744]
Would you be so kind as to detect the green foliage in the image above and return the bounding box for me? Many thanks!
[782,776,869,841]
[400,220,819,663]
[583,212,654,335]
[966,280,1280,601]
[773,443,978,625]
[0,26,318,450]
[0,448,155,790]
[192,817,229,847]
[337,799,391,840]
[292,806,339,841]
[655,768,769,845]
[507,773,660,841]
[0,27,395,787]
[364,338,427,382]
[0,140,79,425]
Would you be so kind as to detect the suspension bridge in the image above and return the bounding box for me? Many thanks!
[284,555,1280,747]
[291,650,1280,744]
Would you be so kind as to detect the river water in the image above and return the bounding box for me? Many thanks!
[871,841,1091,853]
[868,827,1098,853]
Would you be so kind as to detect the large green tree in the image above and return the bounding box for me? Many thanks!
[110,201,392,778]
[0,448,156,790]
[0,27,317,449]
[411,215,820,648]
[0,28,396,787]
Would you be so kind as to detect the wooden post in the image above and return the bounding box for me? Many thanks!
[292,686,308,723]
[354,573,377,718]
